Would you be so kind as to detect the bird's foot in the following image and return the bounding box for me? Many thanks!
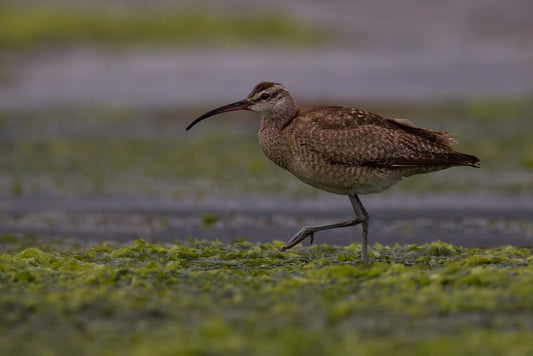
[279,227,315,252]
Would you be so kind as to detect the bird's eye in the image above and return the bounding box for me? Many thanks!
[260,93,271,100]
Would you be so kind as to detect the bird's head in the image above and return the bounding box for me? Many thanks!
[186,82,297,131]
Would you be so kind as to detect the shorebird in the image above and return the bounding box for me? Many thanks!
[186,82,480,262]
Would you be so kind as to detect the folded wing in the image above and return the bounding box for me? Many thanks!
[292,106,480,169]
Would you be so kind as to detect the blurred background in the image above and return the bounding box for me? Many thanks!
[1,0,532,245]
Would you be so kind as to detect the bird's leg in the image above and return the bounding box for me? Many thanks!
[279,195,370,262]
[348,194,370,262]
[279,216,364,252]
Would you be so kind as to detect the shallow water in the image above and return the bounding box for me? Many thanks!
[2,48,532,111]
[2,195,531,248]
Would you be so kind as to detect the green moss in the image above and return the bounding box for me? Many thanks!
[1,236,533,355]
[201,212,220,227]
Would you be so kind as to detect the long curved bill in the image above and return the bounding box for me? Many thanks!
[186,99,250,131]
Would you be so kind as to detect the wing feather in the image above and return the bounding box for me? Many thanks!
[291,106,479,169]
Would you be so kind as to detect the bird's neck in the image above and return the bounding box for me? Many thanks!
[257,101,298,169]
[258,115,292,170]
[260,102,298,130]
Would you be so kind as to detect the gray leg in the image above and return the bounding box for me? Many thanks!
[279,194,370,262]
[278,216,364,252]
[349,195,370,262]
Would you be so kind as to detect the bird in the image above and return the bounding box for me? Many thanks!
[186,82,480,262]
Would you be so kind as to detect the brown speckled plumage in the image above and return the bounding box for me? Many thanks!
[187,82,480,261]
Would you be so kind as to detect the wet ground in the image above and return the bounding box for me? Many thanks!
[2,195,532,249]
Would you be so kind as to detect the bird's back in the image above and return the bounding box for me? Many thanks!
[276,105,479,195]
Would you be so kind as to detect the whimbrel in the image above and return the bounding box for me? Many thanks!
[186,82,480,262]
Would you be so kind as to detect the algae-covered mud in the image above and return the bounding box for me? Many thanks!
[1,236,533,355]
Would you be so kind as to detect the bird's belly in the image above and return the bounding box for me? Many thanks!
[289,162,402,195]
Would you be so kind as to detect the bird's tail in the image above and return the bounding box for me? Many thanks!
[458,153,480,168]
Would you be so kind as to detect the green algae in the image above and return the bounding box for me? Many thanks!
[1,236,532,355]
[201,212,220,227]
